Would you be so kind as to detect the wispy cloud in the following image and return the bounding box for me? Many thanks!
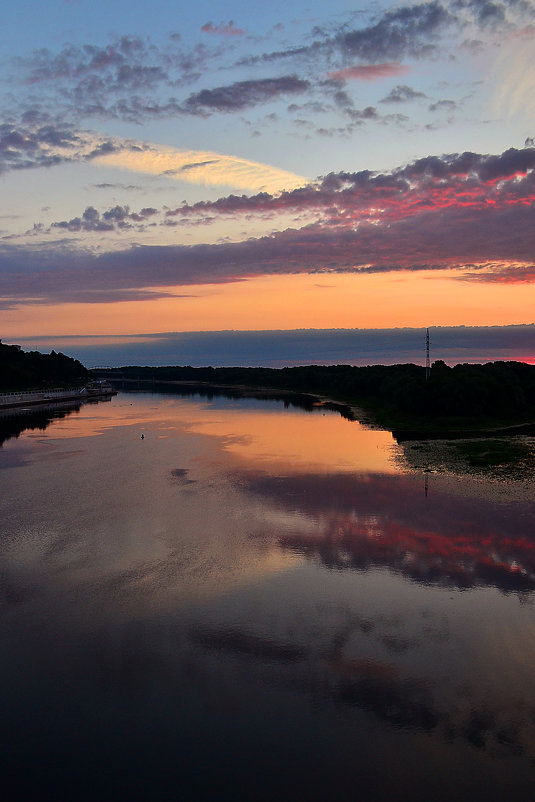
[0,122,140,175]
[95,143,308,192]
[0,120,307,193]
[183,76,310,114]
[493,36,535,119]
[380,84,427,103]
[201,21,245,37]
[7,1,533,130]
[326,63,412,82]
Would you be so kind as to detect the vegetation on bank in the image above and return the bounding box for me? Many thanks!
[108,360,535,433]
[0,341,88,392]
[452,439,535,469]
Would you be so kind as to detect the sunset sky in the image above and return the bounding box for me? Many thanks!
[1,0,535,364]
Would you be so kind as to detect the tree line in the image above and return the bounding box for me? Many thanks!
[0,342,88,391]
[115,360,535,426]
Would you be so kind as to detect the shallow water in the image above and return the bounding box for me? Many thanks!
[2,391,535,800]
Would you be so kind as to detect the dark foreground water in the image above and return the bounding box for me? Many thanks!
[2,392,535,801]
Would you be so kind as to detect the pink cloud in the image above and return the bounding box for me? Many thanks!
[3,148,535,304]
[201,21,244,37]
[326,63,411,82]
[165,147,535,233]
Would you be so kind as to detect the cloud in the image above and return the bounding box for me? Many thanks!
[201,21,244,36]
[0,122,81,173]
[49,204,159,233]
[246,469,535,593]
[6,2,534,133]
[1,206,534,306]
[16,34,205,91]
[18,325,535,369]
[2,146,535,305]
[428,98,457,112]
[164,146,535,222]
[380,84,427,103]
[0,118,307,193]
[0,122,142,175]
[239,2,461,68]
[8,34,214,124]
[95,143,308,193]
[237,0,533,72]
[326,63,412,82]
[493,36,535,119]
[92,182,143,191]
[335,2,452,61]
[183,76,310,113]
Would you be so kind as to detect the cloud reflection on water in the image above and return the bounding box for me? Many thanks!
[238,470,535,594]
[3,392,535,799]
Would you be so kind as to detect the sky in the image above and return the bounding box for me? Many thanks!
[1,0,535,365]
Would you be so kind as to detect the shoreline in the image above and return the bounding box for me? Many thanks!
[110,377,535,440]
[0,384,117,411]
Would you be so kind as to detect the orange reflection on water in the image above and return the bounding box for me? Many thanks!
[17,393,397,475]
[183,405,397,474]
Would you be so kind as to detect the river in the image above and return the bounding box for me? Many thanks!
[2,390,535,800]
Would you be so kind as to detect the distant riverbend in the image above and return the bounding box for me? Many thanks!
[99,360,535,438]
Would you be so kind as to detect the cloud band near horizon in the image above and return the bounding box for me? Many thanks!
[11,325,535,369]
[2,145,535,307]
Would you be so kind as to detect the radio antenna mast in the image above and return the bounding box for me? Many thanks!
[425,328,430,381]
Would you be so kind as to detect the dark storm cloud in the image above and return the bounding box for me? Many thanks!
[182,76,310,113]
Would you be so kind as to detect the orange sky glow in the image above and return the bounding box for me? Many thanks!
[4,270,535,338]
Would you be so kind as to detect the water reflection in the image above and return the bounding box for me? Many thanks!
[0,401,84,447]
[2,391,535,800]
[237,470,535,593]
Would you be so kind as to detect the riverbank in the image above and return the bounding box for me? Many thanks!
[108,375,535,439]
[0,382,117,411]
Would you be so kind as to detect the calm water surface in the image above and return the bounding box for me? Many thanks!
[2,391,535,800]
